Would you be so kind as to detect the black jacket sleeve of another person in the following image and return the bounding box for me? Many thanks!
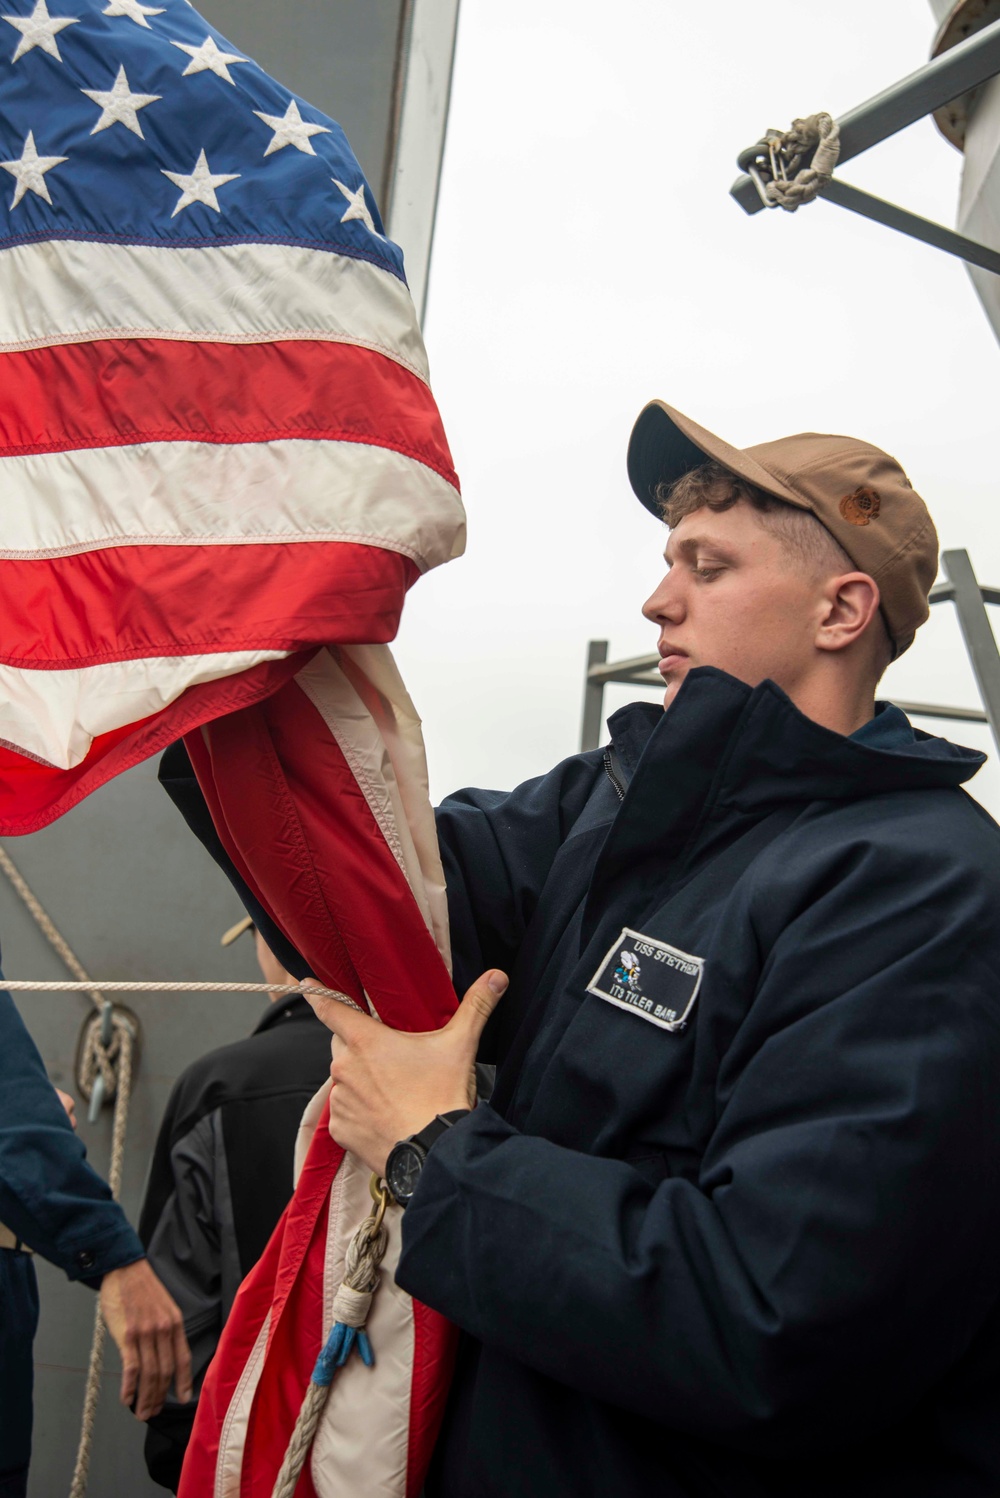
[0,981,144,1280]
[397,818,1000,1459]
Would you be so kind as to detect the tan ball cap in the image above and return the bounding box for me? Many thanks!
[627,400,939,656]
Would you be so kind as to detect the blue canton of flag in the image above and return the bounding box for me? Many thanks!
[0,0,403,276]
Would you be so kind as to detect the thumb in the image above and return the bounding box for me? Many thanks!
[449,969,508,1043]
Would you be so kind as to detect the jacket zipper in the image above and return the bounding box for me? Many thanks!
[603,746,626,802]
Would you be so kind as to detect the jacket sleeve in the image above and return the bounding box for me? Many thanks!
[0,987,144,1280]
[140,1091,243,1488]
[435,751,605,994]
[396,831,1000,1457]
[141,1105,233,1386]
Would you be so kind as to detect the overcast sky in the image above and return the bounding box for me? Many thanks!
[392,0,1000,814]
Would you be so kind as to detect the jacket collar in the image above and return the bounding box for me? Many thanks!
[609,666,985,820]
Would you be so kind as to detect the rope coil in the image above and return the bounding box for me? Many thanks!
[749,111,840,211]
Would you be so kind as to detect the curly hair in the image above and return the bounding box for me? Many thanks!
[657,459,853,576]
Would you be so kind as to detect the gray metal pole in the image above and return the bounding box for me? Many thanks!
[581,640,608,752]
[822,178,1000,277]
[942,549,1000,755]
[731,16,1000,214]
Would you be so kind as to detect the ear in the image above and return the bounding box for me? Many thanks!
[814,572,881,655]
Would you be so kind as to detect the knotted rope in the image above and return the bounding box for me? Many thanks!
[752,111,840,211]
[270,1176,392,1498]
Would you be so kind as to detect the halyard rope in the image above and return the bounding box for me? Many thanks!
[2,979,361,1005]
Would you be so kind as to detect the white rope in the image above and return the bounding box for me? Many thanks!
[2,979,362,1008]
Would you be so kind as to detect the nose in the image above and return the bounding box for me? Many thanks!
[642,569,684,626]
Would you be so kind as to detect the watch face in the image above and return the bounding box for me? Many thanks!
[387,1142,424,1203]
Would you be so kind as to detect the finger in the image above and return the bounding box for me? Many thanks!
[301,977,373,1044]
[150,1321,177,1415]
[447,970,508,1044]
[119,1336,139,1409]
[173,1321,193,1404]
[135,1329,165,1421]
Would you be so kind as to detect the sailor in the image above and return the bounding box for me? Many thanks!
[138,918,332,1493]
[304,405,1000,1497]
[0,971,192,1498]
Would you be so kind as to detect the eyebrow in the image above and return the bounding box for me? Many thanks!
[663,534,739,565]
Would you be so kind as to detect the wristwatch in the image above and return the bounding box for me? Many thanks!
[385,1109,470,1206]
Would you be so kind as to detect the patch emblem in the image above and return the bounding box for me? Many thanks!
[586,927,703,1032]
[839,486,881,526]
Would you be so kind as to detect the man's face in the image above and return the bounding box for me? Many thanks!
[641,503,831,710]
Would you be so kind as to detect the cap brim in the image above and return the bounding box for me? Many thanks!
[626,400,806,517]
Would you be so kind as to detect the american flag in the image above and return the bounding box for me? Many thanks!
[0,3,465,1492]
[0,0,465,833]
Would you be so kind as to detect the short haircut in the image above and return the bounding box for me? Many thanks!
[657,459,854,577]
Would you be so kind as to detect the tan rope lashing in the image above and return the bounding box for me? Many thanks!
[759,112,840,211]
[68,1023,134,1498]
[0,845,106,1011]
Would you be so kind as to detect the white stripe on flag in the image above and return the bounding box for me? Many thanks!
[0,651,287,769]
[0,240,429,380]
[295,646,451,973]
[0,440,466,570]
[311,1151,413,1498]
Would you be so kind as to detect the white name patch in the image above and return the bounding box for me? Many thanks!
[586,927,703,1032]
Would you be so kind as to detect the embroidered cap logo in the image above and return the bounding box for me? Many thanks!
[839,486,881,527]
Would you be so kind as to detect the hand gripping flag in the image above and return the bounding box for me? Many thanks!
[0,2,466,1492]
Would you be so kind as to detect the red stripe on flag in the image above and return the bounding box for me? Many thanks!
[0,542,418,667]
[179,1099,342,1498]
[0,339,458,485]
[193,672,457,1027]
[0,653,308,835]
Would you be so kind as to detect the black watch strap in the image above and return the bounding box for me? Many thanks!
[411,1108,471,1153]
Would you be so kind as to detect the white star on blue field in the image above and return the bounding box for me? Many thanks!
[0,0,403,279]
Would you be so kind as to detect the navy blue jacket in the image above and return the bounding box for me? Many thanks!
[0,978,144,1280]
[394,669,1000,1498]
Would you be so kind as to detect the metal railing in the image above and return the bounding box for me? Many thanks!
[580,549,1000,752]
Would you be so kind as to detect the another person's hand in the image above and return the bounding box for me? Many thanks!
[99,1258,192,1421]
[304,969,509,1176]
[54,1086,77,1130]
